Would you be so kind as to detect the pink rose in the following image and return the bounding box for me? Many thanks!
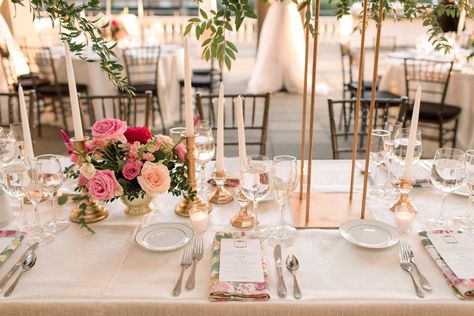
[155,134,173,152]
[122,160,143,180]
[90,138,109,151]
[91,118,127,142]
[86,170,122,201]
[143,153,155,161]
[127,141,141,160]
[137,162,171,196]
[175,143,187,162]
[78,173,88,187]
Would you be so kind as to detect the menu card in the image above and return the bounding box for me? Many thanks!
[427,232,474,279]
[219,239,264,282]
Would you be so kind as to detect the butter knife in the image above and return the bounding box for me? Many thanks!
[0,242,39,294]
[274,244,287,298]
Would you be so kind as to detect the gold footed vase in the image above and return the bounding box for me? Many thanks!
[69,195,109,223]
[121,194,154,216]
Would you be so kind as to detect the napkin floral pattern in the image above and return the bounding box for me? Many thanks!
[0,230,24,268]
[208,232,270,302]
[419,231,474,300]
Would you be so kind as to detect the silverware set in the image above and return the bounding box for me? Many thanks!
[274,244,301,299]
[399,238,432,298]
[172,236,203,296]
[0,242,39,297]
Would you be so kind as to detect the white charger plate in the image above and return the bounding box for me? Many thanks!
[135,222,194,252]
[339,219,400,249]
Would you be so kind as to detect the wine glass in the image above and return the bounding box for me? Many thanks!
[194,121,215,196]
[453,150,474,234]
[269,155,297,246]
[393,128,422,167]
[240,155,272,238]
[9,123,26,160]
[35,154,69,233]
[383,121,402,196]
[0,127,17,167]
[428,148,466,230]
[1,162,31,231]
[368,129,391,197]
[169,127,186,144]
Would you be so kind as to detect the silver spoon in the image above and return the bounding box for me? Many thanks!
[4,251,37,297]
[285,254,302,299]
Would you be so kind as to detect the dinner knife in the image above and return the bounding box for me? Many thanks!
[0,242,39,294]
[274,244,287,298]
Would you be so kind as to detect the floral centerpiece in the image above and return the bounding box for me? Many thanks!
[61,118,192,220]
[109,18,128,42]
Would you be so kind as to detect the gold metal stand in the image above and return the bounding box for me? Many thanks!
[209,170,234,204]
[390,178,417,213]
[69,137,109,224]
[231,190,255,228]
[175,135,211,217]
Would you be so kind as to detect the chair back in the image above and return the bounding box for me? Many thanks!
[0,44,17,90]
[195,93,271,155]
[403,57,453,106]
[21,46,57,87]
[78,91,153,133]
[0,90,36,128]
[327,97,408,159]
[123,46,160,87]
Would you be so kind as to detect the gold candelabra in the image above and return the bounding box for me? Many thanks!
[390,178,417,213]
[209,170,234,204]
[69,137,109,224]
[175,135,211,217]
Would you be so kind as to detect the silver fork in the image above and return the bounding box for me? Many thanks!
[399,244,425,298]
[185,236,204,290]
[172,246,193,296]
[401,238,432,291]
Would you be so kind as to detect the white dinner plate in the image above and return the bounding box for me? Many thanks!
[135,222,194,252]
[454,185,470,197]
[339,219,400,249]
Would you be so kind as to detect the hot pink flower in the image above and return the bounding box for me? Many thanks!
[78,173,88,187]
[175,143,187,162]
[60,129,73,153]
[122,160,143,180]
[143,153,155,161]
[86,170,122,201]
[137,162,171,196]
[91,118,127,143]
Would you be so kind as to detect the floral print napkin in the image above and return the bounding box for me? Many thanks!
[0,230,24,268]
[419,231,474,300]
[208,232,270,302]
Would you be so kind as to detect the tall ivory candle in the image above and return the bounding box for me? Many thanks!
[457,9,466,36]
[64,44,84,141]
[402,85,422,180]
[137,0,144,18]
[235,96,247,164]
[215,82,225,173]
[18,85,34,163]
[184,37,194,137]
[106,0,111,16]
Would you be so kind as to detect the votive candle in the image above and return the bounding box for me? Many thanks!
[189,208,209,233]
[395,210,415,233]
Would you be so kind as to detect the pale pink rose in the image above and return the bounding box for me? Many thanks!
[137,162,171,196]
[155,134,173,152]
[91,118,127,142]
[86,170,122,201]
[153,136,163,152]
[122,160,143,180]
[143,153,155,161]
[128,141,141,160]
[90,137,109,151]
[175,143,187,162]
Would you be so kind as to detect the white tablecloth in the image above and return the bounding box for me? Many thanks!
[0,158,473,315]
[379,56,474,150]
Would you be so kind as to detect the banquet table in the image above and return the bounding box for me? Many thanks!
[0,158,473,316]
[378,50,474,150]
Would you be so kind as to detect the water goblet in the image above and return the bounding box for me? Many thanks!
[428,148,466,230]
[194,121,215,197]
[35,154,69,233]
[393,128,422,167]
[368,129,391,197]
[452,150,474,234]
[240,155,272,239]
[9,123,26,160]
[0,127,17,167]
[1,163,31,231]
[169,127,186,144]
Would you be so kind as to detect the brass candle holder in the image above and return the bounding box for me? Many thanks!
[175,135,211,217]
[69,137,109,224]
[231,190,255,228]
[209,170,234,204]
[390,178,417,213]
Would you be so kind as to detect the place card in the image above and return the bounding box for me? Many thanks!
[219,238,264,283]
[427,232,474,279]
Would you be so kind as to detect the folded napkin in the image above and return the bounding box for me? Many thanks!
[208,232,270,302]
[419,231,474,300]
[0,230,24,268]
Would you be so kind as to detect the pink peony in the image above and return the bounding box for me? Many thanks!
[91,118,127,142]
[86,170,122,201]
[175,143,187,163]
[143,153,155,161]
[137,162,171,196]
[122,160,143,180]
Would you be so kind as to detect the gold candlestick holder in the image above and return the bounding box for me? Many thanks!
[69,137,109,224]
[231,190,255,228]
[175,135,211,217]
[209,170,234,204]
[390,178,417,213]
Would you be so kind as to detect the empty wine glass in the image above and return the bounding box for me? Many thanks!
[194,120,215,196]
[0,127,17,167]
[35,154,69,233]
[383,121,403,196]
[169,127,186,144]
[269,155,298,246]
[240,155,272,239]
[1,162,31,231]
[453,150,474,234]
[428,148,466,230]
[368,129,391,197]
[393,128,422,167]
[9,123,26,160]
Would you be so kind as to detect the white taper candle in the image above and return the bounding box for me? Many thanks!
[184,37,194,137]
[402,85,422,180]
[235,96,247,165]
[64,44,84,141]
[18,85,34,163]
[215,82,225,173]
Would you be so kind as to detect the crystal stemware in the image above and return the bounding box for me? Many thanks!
[240,155,272,239]
[368,129,391,197]
[383,121,402,195]
[1,163,31,231]
[453,150,474,234]
[9,123,26,161]
[269,155,297,246]
[194,120,215,197]
[393,128,422,167]
[35,154,69,233]
[0,127,17,167]
[428,148,466,230]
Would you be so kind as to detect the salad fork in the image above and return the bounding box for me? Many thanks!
[185,236,204,290]
[399,245,424,298]
[172,246,193,296]
[401,238,432,291]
